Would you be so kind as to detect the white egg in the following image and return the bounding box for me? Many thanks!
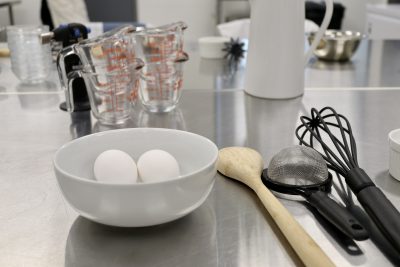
[137,149,180,183]
[93,149,138,184]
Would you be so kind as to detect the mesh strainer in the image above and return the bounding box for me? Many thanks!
[267,145,329,189]
[262,146,368,241]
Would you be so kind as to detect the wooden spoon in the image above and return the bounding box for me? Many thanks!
[218,147,335,267]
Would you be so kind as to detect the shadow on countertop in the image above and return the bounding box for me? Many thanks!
[65,202,217,267]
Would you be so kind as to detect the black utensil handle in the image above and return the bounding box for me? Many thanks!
[307,191,369,241]
[357,186,400,252]
[347,204,400,265]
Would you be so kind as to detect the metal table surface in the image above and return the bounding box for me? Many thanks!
[1,86,400,266]
[183,39,400,90]
[1,40,400,266]
[1,39,400,92]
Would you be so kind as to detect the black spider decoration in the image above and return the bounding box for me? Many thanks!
[222,38,246,63]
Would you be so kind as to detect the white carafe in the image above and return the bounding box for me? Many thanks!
[245,0,333,99]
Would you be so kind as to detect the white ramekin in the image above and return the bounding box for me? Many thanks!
[389,128,400,181]
[198,36,230,59]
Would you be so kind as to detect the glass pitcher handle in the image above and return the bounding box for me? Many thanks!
[304,0,333,65]
[65,70,83,112]
[57,45,77,89]
[57,45,80,112]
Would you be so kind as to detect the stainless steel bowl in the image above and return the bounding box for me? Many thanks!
[308,30,363,62]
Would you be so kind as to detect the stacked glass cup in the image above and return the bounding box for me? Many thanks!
[58,22,189,125]
[134,22,189,113]
[7,25,52,84]
[59,25,144,125]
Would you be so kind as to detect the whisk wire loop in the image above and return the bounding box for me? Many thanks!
[311,107,355,169]
[296,106,364,175]
[320,108,359,168]
[297,114,349,175]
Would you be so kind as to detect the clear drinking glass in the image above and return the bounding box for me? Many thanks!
[67,59,144,125]
[139,52,188,113]
[7,25,52,84]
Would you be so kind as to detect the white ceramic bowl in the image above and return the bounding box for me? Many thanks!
[54,128,218,227]
[389,129,400,181]
[198,36,230,59]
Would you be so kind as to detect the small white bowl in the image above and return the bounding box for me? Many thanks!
[389,129,400,181]
[198,36,230,59]
[54,128,218,227]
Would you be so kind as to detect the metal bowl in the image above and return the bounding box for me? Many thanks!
[308,30,363,62]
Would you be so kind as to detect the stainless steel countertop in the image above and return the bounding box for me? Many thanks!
[1,39,400,92]
[183,39,400,90]
[1,40,400,266]
[1,86,400,266]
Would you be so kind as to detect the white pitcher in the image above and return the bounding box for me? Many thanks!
[245,0,333,99]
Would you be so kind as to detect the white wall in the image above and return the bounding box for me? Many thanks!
[137,0,217,41]
[220,1,250,22]
[1,0,391,38]
[138,0,392,37]
[334,0,388,32]
[0,0,42,26]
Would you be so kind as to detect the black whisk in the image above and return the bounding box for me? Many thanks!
[295,106,400,253]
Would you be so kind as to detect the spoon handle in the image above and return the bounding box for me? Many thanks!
[253,179,336,267]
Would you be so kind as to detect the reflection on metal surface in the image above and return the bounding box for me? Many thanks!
[197,56,245,90]
[244,94,303,162]
[308,58,355,71]
[138,108,187,130]
[199,58,226,76]
[374,170,400,198]
[16,81,59,93]
[69,111,92,139]
[65,201,216,267]
[0,86,8,102]
[303,203,364,257]
[16,81,60,110]
[92,118,138,133]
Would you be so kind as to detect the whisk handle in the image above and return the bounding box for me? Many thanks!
[347,168,375,193]
[357,186,400,253]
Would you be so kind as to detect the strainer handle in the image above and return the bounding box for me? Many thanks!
[306,191,368,241]
[253,183,335,267]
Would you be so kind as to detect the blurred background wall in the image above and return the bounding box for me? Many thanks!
[0,0,397,40]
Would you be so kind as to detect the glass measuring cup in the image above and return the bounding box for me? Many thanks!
[139,52,188,113]
[57,25,137,110]
[134,21,187,63]
[75,25,137,67]
[67,59,144,125]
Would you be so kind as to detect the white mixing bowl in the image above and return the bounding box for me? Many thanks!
[54,128,218,227]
